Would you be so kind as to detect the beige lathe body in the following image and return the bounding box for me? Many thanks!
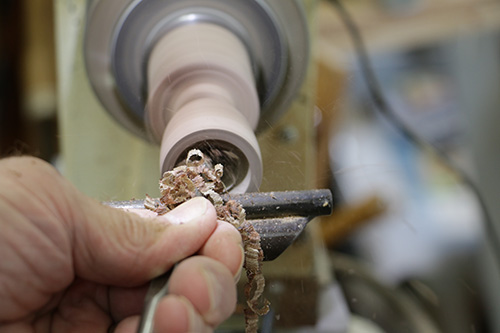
[55,0,328,329]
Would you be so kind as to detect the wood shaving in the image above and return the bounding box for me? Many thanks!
[145,149,269,332]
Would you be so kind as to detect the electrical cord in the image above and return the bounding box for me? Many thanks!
[328,0,500,263]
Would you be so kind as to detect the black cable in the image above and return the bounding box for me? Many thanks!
[329,0,500,262]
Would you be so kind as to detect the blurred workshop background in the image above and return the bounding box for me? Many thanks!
[0,0,57,160]
[2,0,500,332]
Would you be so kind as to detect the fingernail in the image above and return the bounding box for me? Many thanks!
[234,245,244,282]
[202,266,225,315]
[177,296,205,332]
[164,197,208,225]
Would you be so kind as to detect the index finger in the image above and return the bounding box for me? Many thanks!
[199,221,244,280]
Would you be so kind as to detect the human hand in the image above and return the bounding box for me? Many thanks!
[0,157,244,332]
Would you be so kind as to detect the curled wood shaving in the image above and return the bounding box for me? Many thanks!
[145,149,269,332]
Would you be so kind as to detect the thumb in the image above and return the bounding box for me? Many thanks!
[71,196,218,286]
[0,156,218,287]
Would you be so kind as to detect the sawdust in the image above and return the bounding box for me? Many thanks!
[145,149,269,332]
